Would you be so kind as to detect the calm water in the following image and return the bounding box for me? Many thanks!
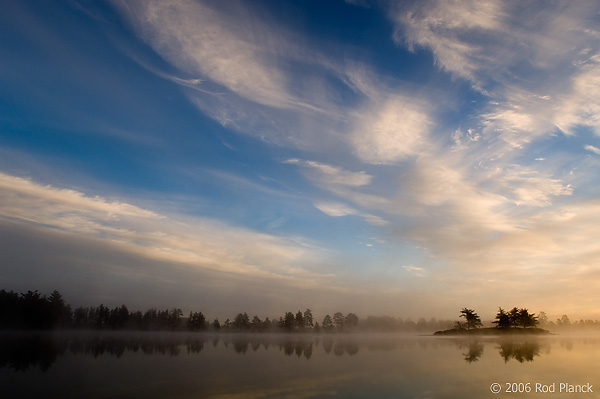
[1,331,599,398]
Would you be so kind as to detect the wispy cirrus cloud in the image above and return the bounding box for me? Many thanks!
[285,159,372,187]
[393,0,506,85]
[585,145,600,155]
[286,159,389,226]
[313,200,388,227]
[391,0,600,147]
[114,0,439,164]
[113,0,358,153]
[114,0,292,109]
[392,0,599,89]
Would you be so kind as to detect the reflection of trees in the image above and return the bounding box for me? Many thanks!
[0,334,66,372]
[329,339,360,356]
[303,342,313,359]
[447,338,547,363]
[460,340,484,363]
[278,339,313,358]
[3,332,513,373]
[497,341,541,363]
[0,333,194,372]
[294,343,303,357]
[283,340,294,356]
[73,335,182,357]
[333,341,345,356]
[187,338,204,354]
[233,339,249,354]
[251,340,261,352]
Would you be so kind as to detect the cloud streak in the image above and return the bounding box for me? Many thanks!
[0,173,335,288]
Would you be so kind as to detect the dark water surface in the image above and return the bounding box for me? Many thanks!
[1,331,599,398]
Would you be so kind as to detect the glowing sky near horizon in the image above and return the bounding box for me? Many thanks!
[1,0,600,321]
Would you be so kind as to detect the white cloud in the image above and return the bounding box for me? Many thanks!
[115,0,292,109]
[554,65,600,136]
[313,201,356,217]
[392,0,506,84]
[286,159,372,187]
[313,200,388,227]
[351,96,431,164]
[115,0,442,163]
[392,1,599,86]
[585,145,600,155]
[494,168,573,207]
[402,265,425,277]
[361,213,389,227]
[114,0,358,154]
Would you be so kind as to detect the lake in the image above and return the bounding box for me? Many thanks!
[1,331,599,398]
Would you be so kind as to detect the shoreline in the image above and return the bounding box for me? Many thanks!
[433,327,552,336]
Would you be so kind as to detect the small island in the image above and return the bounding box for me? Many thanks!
[434,307,551,336]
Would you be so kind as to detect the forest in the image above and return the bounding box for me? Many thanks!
[0,289,455,332]
[1,289,597,333]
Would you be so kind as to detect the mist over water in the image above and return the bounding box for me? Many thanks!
[2,331,599,398]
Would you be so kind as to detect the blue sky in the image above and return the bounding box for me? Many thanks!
[1,0,600,320]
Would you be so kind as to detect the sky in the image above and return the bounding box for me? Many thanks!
[1,0,600,321]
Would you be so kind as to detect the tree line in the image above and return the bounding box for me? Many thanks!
[455,307,539,330]
[458,307,600,331]
[455,307,579,331]
[0,289,458,333]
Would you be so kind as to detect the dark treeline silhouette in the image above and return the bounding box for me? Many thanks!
[11,289,599,334]
[437,307,547,335]
[0,289,189,331]
[493,307,538,329]
[0,289,457,333]
[0,290,72,330]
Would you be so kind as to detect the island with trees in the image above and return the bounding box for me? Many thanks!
[434,307,551,335]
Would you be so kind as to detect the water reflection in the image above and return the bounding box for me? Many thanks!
[0,332,595,372]
[0,334,65,372]
[451,338,547,363]
[0,332,367,371]
[459,340,484,363]
[3,333,600,399]
[497,340,543,363]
